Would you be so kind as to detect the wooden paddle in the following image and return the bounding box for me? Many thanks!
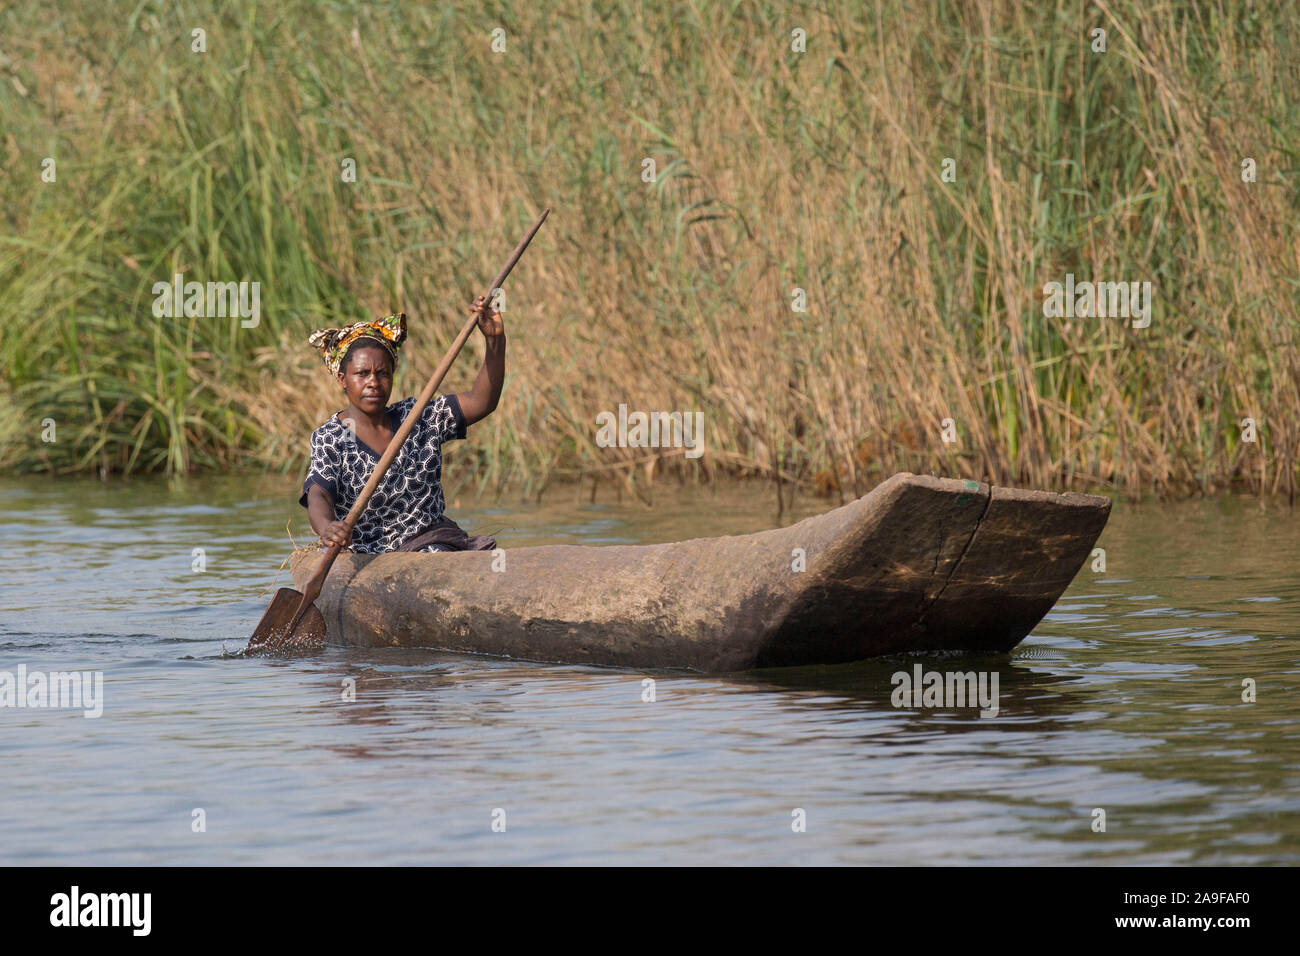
[246,207,550,653]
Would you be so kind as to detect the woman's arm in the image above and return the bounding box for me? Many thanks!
[457,294,506,427]
[307,484,350,549]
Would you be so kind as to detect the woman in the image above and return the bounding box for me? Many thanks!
[300,296,503,553]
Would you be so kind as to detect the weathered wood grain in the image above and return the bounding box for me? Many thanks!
[290,473,1110,672]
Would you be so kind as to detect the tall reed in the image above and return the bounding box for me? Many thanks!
[1,0,1295,499]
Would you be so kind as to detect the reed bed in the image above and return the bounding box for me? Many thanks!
[1,0,1296,500]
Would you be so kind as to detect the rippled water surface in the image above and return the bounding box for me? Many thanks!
[1,472,1296,864]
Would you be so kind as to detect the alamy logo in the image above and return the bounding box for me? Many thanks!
[0,665,103,718]
[595,403,704,459]
[152,272,261,327]
[1042,273,1152,328]
[890,665,1000,718]
[50,886,151,936]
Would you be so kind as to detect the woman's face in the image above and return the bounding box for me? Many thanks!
[339,346,393,415]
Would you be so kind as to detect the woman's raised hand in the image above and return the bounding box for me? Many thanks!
[469,294,504,340]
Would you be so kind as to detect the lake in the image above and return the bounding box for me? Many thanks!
[1,472,1296,864]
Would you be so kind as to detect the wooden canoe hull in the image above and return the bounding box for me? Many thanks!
[289,473,1110,672]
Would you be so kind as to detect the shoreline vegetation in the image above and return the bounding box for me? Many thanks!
[1,1,1296,502]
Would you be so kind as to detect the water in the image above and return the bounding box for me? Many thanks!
[1,472,1296,865]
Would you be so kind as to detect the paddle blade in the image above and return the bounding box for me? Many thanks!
[246,587,327,653]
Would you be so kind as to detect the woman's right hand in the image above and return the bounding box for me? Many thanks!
[319,520,351,550]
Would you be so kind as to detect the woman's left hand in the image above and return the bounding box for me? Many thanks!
[470,294,504,340]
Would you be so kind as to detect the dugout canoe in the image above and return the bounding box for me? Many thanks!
[288,472,1110,672]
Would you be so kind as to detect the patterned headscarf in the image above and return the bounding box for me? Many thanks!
[309,312,407,377]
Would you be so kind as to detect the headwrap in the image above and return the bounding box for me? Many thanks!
[308,312,407,377]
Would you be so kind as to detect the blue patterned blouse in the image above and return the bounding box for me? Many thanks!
[298,394,467,553]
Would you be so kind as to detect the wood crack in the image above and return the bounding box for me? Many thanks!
[914,486,994,629]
